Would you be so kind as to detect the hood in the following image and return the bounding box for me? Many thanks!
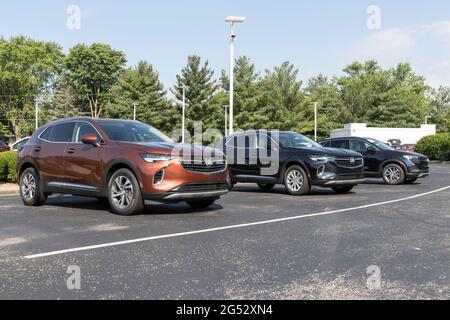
[114,141,224,158]
[388,149,428,159]
[300,147,363,157]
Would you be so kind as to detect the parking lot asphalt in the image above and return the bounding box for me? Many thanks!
[0,164,449,300]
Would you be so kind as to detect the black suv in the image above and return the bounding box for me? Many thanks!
[219,131,365,195]
[320,137,430,185]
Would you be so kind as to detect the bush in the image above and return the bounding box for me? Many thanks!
[415,134,450,161]
[0,151,18,183]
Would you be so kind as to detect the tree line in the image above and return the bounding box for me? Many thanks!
[1,36,449,141]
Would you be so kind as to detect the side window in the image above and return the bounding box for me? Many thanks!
[48,123,75,142]
[257,133,274,149]
[74,122,101,143]
[350,140,371,153]
[40,126,53,140]
[330,140,349,149]
[321,141,330,148]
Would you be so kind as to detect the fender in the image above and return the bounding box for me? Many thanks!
[103,158,144,192]
[17,158,41,182]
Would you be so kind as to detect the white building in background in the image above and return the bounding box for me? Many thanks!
[330,123,436,145]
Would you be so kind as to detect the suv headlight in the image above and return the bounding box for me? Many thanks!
[140,153,178,163]
[309,155,335,162]
[403,155,419,162]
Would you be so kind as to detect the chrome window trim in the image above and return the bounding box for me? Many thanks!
[38,120,105,145]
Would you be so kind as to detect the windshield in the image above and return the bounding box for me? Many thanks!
[279,132,322,148]
[0,140,5,146]
[367,138,395,151]
[98,121,173,144]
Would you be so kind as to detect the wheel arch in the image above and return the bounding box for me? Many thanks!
[103,159,143,193]
[281,159,311,184]
[17,159,40,181]
[378,159,408,176]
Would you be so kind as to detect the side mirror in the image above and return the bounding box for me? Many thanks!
[81,135,100,147]
[367,146,377,152]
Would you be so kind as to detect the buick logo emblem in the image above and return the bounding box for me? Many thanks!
[350,157,355,164]
[204,157,214,167]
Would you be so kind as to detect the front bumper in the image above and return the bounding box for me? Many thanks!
[322,178,366,186]
[144,182,229,202]
[137,157,228,202]
[405,159,430,179]
[309,159,365,187]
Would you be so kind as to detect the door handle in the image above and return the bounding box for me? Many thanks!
[34,147,41,152]
[67,148,76,154]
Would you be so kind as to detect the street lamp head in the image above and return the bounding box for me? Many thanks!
[225,16,246,23]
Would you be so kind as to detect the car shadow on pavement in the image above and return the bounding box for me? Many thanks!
[230,185,356,196]
[44,195,223,216]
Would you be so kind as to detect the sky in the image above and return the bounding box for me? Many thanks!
[1,0,450,89]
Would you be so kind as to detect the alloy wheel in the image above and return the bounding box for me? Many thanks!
[21,173,36,200]
[384,166,402,183]
[286,169,304,192]
[111,176,134,209]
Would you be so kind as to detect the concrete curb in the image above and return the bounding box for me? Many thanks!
[430,160,450,164]
[0,183,19,196]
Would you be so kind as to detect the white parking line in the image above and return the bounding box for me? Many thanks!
[25,185,450,259]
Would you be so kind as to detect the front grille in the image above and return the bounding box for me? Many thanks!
[335,157,364,168]
[177,183,228,193]
[181,159,226,173]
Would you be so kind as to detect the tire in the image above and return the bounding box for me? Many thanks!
[284,165,310,196]
[332,185,354,194]
[186,199,215,209]
[107,168,144,216]
[19,167,47,206]
[405,178,418,184]
[382,163,406,185]
[257,183,275,191]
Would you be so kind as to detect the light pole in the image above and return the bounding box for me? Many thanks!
[35,98,39,131]
[313,101,318,141]
[225,16,245,135]
[223,105,228,137]
[181,86,187,143]
[133,102,138,121]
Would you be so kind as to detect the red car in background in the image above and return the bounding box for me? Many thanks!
[393,144,416,153]
[0,139,10,152]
